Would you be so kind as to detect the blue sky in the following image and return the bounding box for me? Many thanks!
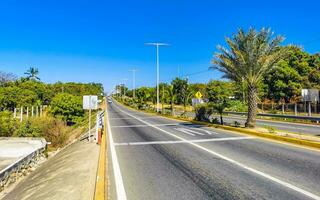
[0,0,319,92]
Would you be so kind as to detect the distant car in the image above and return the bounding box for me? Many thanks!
[107,99,113,103]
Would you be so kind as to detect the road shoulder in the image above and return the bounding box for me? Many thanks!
[1,140,99,200]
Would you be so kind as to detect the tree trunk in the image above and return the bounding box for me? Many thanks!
[171,100,174,116]
[245,85,257,128]
[220,113,223,125]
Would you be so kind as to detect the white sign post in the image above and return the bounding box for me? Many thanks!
[302,89,319,116]
[83,95,98,141]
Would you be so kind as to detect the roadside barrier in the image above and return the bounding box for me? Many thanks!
[0,138,47,191]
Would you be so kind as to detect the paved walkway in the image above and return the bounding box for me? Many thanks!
[1,140,99,200]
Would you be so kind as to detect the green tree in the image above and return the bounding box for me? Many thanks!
[166,85,176,115]
[0,86,38,111]
[212,28,288,127]
[206,80,234,102]
[171,77,188,105]
[263,60,302,102]
[210,100,229,125]
[24,67,40,81]
[49,93,84,123]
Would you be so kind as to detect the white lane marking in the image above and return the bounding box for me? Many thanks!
[111,123,180,128]
[114,104,320,200]
[114,136,253,146]
[107,106,127,200]
[175,127,205,136]
[189,127,219,135]
[174,128,195,136]
[110,116,161,120]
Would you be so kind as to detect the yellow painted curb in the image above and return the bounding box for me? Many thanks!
[94,100,107,200]
[116,100,320,150]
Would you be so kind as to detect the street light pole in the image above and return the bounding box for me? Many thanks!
[145,42,169,113]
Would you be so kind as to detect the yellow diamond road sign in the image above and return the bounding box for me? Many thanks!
[195,91,202,99]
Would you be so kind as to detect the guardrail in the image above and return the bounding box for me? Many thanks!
[224,111,320,121]
[0,138,47,189]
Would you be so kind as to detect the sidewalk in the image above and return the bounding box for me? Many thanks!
[1,140,99,200]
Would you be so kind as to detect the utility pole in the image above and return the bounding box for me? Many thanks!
[145,42,169,112]
[129,69,137,99]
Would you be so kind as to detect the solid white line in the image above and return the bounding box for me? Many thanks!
[107,105,127,200]
[114,104,320,200]
[114,136,253,146]
[111,123,180,128]
[110,116,161,120]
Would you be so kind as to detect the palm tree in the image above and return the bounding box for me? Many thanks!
[167,85,176,115]
[211,28,289,127]
[25,67,40,80]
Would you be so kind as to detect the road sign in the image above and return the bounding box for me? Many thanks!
[195,91,203,99]
[83,95,98,110]
[302,89,319,102]
[83,95,98,142]
[192,98,204,107]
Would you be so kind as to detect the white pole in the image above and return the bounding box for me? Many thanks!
[14,108,16,119]
[145,42,168,112]
[26,107,29,118]
[20,106,23,122]
[40,105,43,117]
[36,106,39,117]
[308,102,312,116]
[88,95,91,142]
[156,44,159,113]
[31,106,34,117]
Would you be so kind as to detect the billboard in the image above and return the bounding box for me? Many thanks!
[301,89,319,102]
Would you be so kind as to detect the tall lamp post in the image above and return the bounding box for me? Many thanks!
[145,42,169,112]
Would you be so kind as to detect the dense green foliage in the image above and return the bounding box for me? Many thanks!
[0,68,103,148]
[49,93,84,123]
[261,46,320,102]
[0,78,103,113]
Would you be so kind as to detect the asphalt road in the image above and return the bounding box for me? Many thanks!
[107,101,320,200]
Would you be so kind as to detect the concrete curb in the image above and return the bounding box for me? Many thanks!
[116,100,320,150]
[94,101,107,200]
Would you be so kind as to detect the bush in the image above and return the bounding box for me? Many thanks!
[211,117,219,124]
[49,93,84,123]
[194,104,213,122]
[0,111,18,137]
[13,116,70,147]
[226,100,247,112]
[31,117,70,147]
[14,120,41,137]
[234,121,241,127]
